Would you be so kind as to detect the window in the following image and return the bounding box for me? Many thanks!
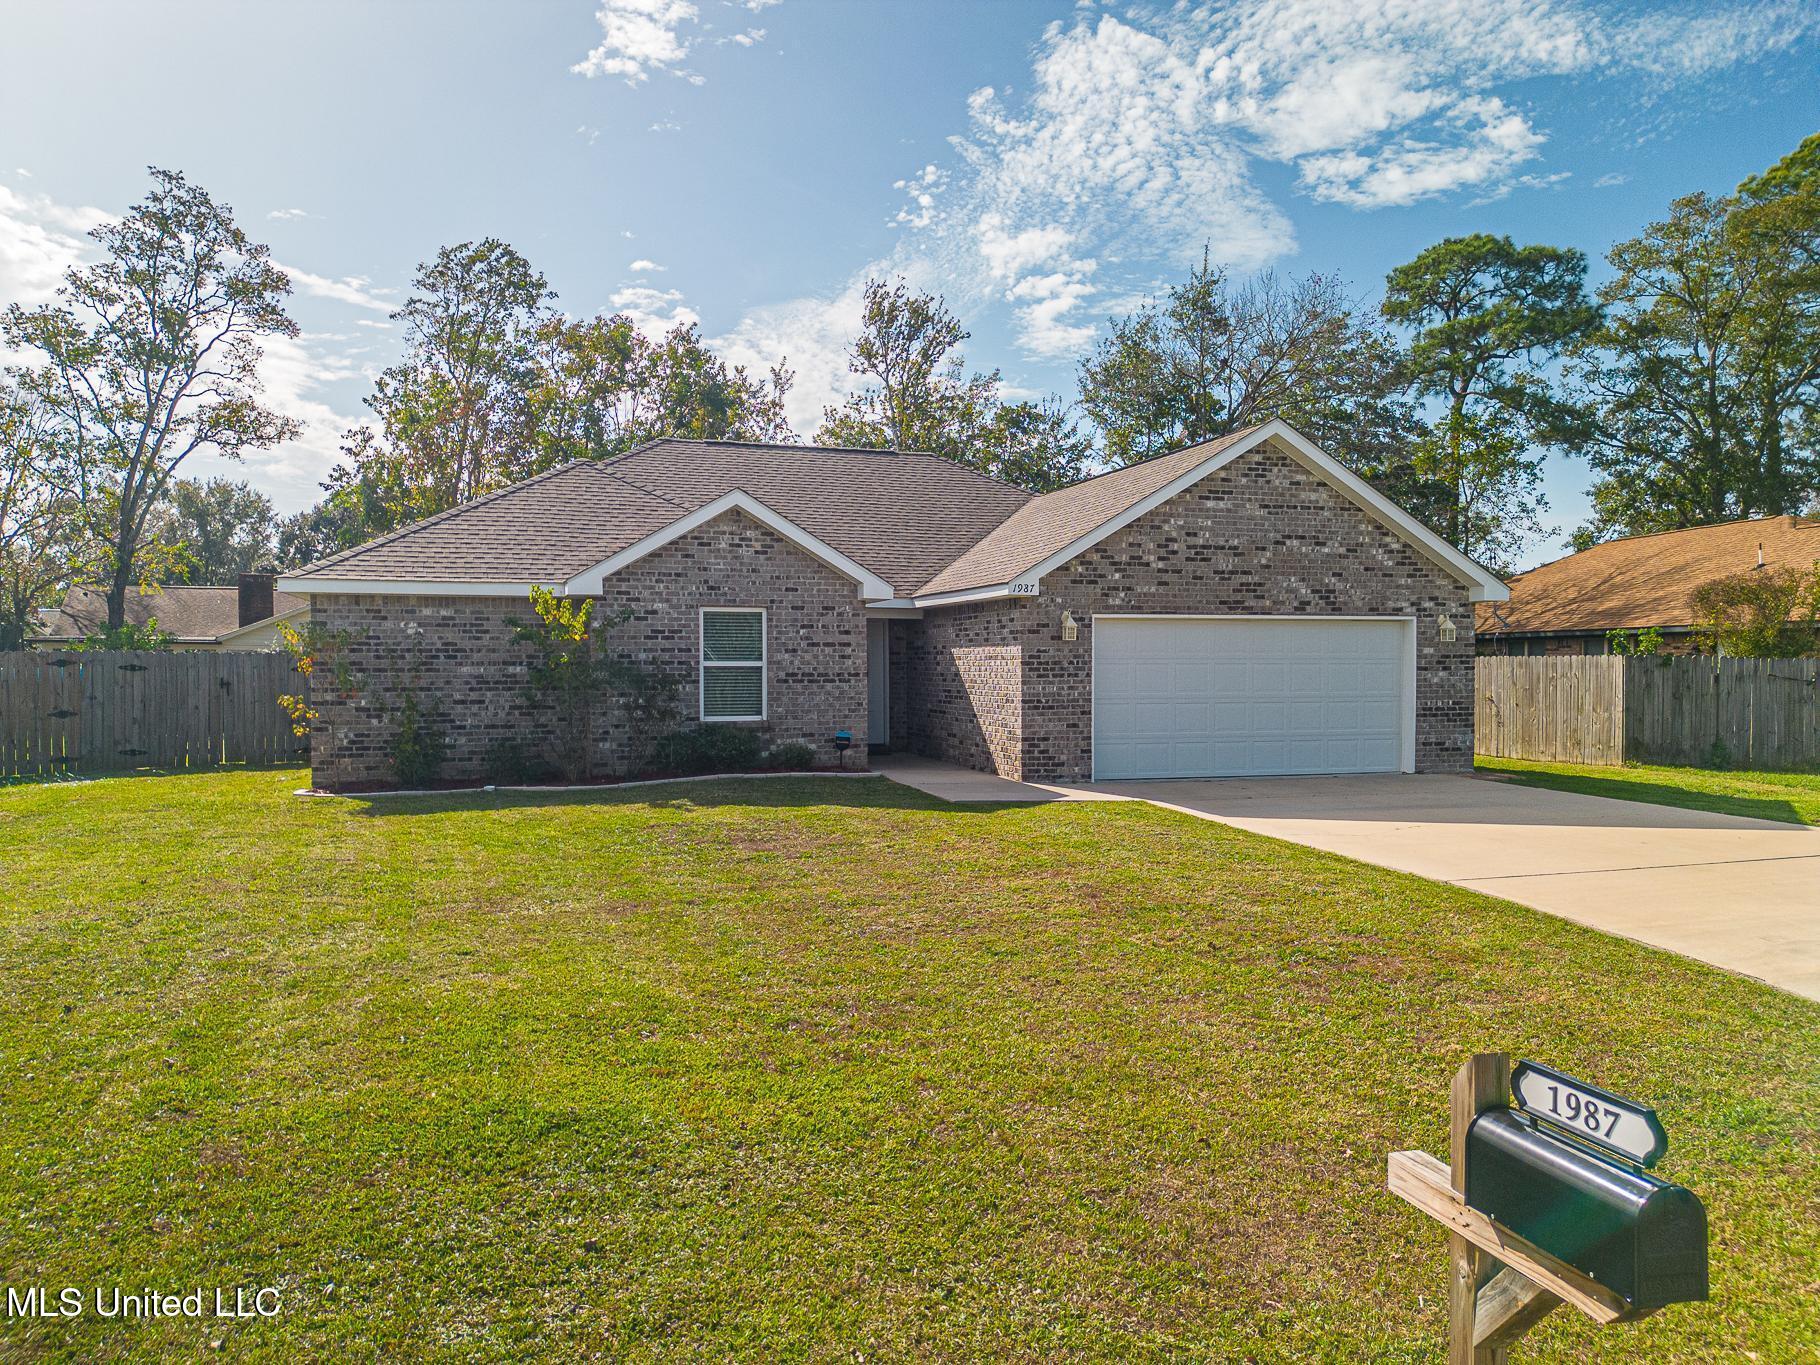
[700,608,766,721]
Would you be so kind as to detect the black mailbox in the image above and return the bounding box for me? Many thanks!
[1466,1109,1707,1310]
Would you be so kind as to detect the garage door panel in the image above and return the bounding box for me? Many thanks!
[1094,617,1410,779]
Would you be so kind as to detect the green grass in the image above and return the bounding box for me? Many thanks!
[1477,756,1820,827]
[1,771,1815,1361]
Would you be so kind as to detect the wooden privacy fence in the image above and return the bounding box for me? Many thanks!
[1476,655,1820,770]
[0,650,308,777]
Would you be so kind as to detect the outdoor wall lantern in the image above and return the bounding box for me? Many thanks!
[1061,611,1079,642]
[1438,615,1457,643]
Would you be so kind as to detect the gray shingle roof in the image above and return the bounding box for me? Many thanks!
[36,585,305,642]
[282,429,1290,600]
[287,440,1034,596]
[915,427,1261,594]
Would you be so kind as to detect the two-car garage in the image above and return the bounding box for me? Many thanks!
[1090,616,1415,780]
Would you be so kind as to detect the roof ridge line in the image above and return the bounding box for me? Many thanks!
[625,435,1039,499]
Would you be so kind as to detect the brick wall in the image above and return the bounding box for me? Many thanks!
[598,510,868,771]
[898,604,1025,779]
[307,509,868,789]
[904,442,1477,782]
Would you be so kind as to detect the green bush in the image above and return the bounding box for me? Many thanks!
[762,741,816,771]
[651,725,765,775]
[390,692,448,788]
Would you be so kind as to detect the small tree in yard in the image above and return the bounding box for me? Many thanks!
[512,587,675,782]
[1690,566,1820,658]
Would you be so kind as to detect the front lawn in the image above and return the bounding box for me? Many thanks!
[2,771,1815,1361]
[1477,756,1820,827]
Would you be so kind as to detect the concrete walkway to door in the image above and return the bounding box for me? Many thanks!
[876,757,1820,1001]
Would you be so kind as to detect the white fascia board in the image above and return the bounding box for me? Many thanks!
[1016,420,1509,603]
[563,489,894,601]
[215,604,311,643]
[904,581,1040,608]
[275,577,557,597]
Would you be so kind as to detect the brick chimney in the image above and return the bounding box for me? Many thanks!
[237,571,276,627]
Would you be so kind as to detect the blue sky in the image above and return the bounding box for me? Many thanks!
[1,0,1816,566]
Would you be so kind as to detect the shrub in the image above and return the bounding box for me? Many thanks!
[762,741,816,770]
[1690,566,1820,658]
[483,736,555,785]
[651,724,765,775]
[390,692,448,788]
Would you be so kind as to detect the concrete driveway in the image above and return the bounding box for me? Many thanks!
[1092,774,1820,1001]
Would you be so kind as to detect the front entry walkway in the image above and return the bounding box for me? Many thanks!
[876,758,1820,1001]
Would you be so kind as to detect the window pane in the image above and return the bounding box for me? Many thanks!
[703,666,763,718]
[703,610,763,663]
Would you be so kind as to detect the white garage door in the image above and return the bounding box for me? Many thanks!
[1093,616,1411,780]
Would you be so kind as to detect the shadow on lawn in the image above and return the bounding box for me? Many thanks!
[338,774,1039,818]
[1494,771,1811,827]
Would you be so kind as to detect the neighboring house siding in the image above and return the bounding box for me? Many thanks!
[306,510,868,789]
[904,447,1476,783]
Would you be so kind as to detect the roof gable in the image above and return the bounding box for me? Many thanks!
[916,421,1507,603]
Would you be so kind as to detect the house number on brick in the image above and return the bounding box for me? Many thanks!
[1008,581,1039,596]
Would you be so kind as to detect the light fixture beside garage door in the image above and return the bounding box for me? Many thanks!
[1061,611,1079,641]
[1439,615,1458,643]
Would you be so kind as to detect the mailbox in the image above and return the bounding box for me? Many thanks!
[1466,1109,1707,1311]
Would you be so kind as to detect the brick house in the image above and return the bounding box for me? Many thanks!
[1475,514,1820,656]
[278,419,1506,789]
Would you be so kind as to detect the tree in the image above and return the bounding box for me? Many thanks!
[326,239,554,535]
[2,167,300,629]
[1381,235,1595,554]
[528,314,793,468]
[277,493,369,568]
[976,399,1093,492]
[817,277,1087,491]
[817,278,998,460]
[0,381,89,649]
[1079,259,1417,471]
[145,477,277,583]
[1690,565,1820,658]
[1566,179,1820,543]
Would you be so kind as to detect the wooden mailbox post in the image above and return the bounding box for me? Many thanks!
[1389,1053,1706,1362]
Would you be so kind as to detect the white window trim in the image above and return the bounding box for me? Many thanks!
[699,606,768,723]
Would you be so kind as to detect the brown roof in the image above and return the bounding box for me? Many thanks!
[288,440,1033,596]
[36,585,306,643]
[916,427,1260,594]
[1477,514,1820,635]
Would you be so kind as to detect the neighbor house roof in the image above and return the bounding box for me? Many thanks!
[35,585,306,644]
[1476,514,1820,635]
[281,423,1508,605]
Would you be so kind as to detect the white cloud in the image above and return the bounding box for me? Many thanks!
[576,125,602,145]
[1594,171,1630,188]
[866,0,1818,359]
[15,168,32,178]
[628,258,666,272]
[0,185,106,314]
[711,272,877,434]
[648,119,683,133]
[573,0,780,85]
[610,284,700,333]
[267,207,311,221]
[276,264,395,313]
